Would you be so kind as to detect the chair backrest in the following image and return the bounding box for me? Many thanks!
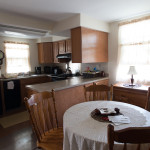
[24,90,58,142]
[145,87,150,111]
[84,83,95,101]
[94,83,113,100]
[107,124,150,150]
[84,83,113,101]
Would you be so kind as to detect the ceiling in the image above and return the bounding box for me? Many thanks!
[0,0,150,23]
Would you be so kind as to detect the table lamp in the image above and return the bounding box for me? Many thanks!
[128,66,137,86]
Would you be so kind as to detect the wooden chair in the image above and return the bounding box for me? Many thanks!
[84,83,95,101]
[94,83,113,100]
[145,87,150,111]
[107,124,150,150]
[24,90,63,150]
[84,83,113,101]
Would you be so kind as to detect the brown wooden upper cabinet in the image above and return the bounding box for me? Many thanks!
[71,27,108,63]
[53,42,59,63]
[38,42,53,64]
[58,40,66,54]
[65,39,72,53]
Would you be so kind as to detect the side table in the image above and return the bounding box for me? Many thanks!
[113,83,150,108]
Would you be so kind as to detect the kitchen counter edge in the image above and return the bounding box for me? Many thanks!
[26,76,109,93]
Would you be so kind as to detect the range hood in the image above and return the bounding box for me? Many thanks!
[56,53,71,59]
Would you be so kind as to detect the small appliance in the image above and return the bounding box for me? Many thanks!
[52,66,63,75]
[44,66,52,74]
[35,67,41,74]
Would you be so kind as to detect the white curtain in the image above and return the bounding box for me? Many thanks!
[5,43,31,74]
[116,18,150,83]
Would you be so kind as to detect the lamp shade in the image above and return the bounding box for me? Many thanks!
[128,66,137,75]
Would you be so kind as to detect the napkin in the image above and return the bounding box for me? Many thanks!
[108,115,130,125]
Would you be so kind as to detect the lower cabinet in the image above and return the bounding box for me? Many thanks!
[26,79,108,126]
[113,83,148,108]
[20,76,51,104]
[0,76,51,116]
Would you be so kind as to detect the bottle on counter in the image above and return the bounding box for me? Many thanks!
[100,71,105,77]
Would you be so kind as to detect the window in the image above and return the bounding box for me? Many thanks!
[116,17,150,83]
[5,42,30,74]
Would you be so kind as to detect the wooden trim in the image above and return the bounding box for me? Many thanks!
[0,81,5,114]
[119,16,150,26]
[71,27,82,62]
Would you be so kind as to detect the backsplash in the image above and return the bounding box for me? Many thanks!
[81,62,108,73]
[41,62,108,75]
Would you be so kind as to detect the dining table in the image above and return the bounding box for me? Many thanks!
[63,101,150,150]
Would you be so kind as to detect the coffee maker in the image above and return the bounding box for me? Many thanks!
[52,66,63,75]
[35,67,41,74]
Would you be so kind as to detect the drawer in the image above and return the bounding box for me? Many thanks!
[113,87,147,108]
[95,79,108,85]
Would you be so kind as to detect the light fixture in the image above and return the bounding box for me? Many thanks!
[128,66,137,86]
[4,31,27,37]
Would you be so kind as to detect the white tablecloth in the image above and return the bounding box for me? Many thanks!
[63,101,150,150]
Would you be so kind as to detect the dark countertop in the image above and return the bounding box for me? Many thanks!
[26,76,109,92]
[0,74,50,81]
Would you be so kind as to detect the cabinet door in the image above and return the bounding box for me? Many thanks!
[82,27,108,63]
[53,42,59,63]
[43,43,53,63]
[71,27,108,63]
[113,89,130,104]
[66,39,72,53]
[38,43,45,64]
[38,43,53,64]
[113,87,147,108]
[58,40,66,54]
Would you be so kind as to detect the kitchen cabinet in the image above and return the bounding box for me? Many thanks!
[113,83,149,108]
[65,39,72,53]
[71,27,108,63]
[26,78,109,126]
[38,39,72,64]
[38,42,53,64]
[20,76,51,104]
[53,42,59,63]
[58,40,66,54]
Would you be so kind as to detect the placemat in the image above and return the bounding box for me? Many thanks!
[90,109,122,123]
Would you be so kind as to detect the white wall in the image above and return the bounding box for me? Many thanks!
[0,11,53,31]
[52,14,110,34]
[52,14,81,34]
[108,22,119,85]
[80,14,110,33]
[0,36,39,75]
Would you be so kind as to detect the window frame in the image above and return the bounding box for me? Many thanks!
[4,41,31,74]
